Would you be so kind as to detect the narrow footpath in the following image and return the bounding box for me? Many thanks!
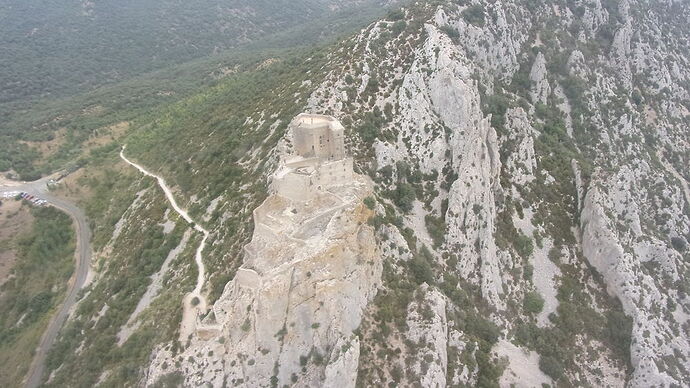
[119,147,209,337]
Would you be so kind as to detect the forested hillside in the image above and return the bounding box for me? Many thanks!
[3,0,688,386]
[0,0,387,106]
[0,0,395,180]
[0,206,74,387]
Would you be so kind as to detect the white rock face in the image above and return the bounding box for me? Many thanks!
[529,52,550,104]
[493,339,551,387]
[405,285,448,388]
[503,107,537,186]
[582,180,689,387]
[323,336,360,388]
[146,128,381,387]
[236,1,690,386]
[405,24,505,310]
[311,19,509,310]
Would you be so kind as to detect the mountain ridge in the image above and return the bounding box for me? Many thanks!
[18,0,689,386]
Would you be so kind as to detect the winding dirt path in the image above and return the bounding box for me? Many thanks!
[119,147,209,336]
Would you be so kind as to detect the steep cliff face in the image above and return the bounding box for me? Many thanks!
[119,1,687,386]
[303,0,689,386]
[146,126,381,387]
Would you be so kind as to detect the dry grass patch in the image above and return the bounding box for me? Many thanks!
[19,128,68,161]
[83,121,130,150]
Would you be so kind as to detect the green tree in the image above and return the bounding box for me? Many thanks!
[523,291,545,314]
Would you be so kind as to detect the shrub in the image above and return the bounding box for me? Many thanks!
[409,253,434,285]
[523,264,534,280]
[671,237,687,252]
[391,21,407,35]
[424,214,446,247]
[392,183,415,213]
[312,350,324,365]
[151,372,184,388]
[539,355,564,380]
[439,26,460,41]
[523,291,545,314]
[466,315,500,346]
[515,234,534,259]
[387,9,404,21]
[363,196,376,210]
[461,5,485,27]
[605,310,633,365]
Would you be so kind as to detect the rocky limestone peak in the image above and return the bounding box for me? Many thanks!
[145,115,381,387]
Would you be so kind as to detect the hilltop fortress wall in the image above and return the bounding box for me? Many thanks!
[271,114,353,201]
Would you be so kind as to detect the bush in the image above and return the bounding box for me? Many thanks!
[391,21,407,35]
[387,9,404,21]
[461,5,485,27]
[312,350,324,365]
[152,372,184,388]
[363,196,376,210]
[483,94,510,134]
[515,234,534,259]
[439,26,460,41]
[424,214,446,247]
[392,183,415,213]
[605,310,632,365]
[466,315,500,346]
[539,355,564,380]
[671,237,687,252]
[523,291,545,314]
[356,110,385,144]
[523,264,534,280]
[409,248,435,285]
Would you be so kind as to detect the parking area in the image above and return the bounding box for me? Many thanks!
[1,191,47,206]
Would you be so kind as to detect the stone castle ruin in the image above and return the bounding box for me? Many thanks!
[147,113,379,387]
[272,114,353,201]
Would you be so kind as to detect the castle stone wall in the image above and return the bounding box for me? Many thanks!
[273,170,316,201]
[273,113,352,202]
[317,158,353,187]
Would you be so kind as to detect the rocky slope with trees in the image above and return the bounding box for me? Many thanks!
[22,0,688,386]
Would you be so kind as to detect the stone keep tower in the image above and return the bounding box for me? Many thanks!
[292,114,345,160]
[272,114,353,201]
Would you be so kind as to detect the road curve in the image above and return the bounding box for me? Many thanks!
[0,176,93,388]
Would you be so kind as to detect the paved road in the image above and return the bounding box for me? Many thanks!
[0,175,92,388]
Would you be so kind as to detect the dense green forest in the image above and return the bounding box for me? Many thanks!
[0,0,386,106]
[0,205,74,387]
[0,0,391,180]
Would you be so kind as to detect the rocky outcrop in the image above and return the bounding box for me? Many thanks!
[582,175,689,387]
[503,107,537,186]
[149,1,690,386]
[146,125,381,387]
[405,285,448,387]
[529,52,550,105]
